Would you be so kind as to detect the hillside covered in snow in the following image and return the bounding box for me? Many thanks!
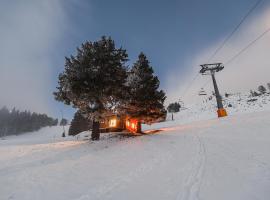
[1,93,270,200]
[143,92,270,131]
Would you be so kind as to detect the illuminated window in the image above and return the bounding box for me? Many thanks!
[126,121,130,127]
[109,119,117,127]
[131,123,135,129]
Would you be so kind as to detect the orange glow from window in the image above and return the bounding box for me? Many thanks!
[126,119,138,133]
[109,119,117,127]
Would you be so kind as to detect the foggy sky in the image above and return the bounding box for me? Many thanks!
[0,0,269,119]
[166,2,270,104]
[0,1,71,117]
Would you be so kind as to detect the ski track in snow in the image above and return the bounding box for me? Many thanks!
[177,132,207,200]
[1,95,270,200]
[88,146,175,200]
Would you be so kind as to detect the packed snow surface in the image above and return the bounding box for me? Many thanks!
[1,94,270,200]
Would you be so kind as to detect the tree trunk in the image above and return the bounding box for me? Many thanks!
[171,113,174,121]
[91,120,100,140]
[136,121,142,134]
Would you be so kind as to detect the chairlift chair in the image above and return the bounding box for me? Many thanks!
[199,88,207,96]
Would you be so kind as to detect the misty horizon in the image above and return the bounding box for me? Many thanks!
[1,0,270,119]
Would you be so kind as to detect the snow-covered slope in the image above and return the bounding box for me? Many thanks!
[144,92,270,131]
[1,95,270,200]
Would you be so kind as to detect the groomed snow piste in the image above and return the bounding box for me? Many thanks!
[1,94,270,200]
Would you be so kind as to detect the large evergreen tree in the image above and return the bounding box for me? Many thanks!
[69,111,91,136]
[54,36,128,140]
[125,53,166,128]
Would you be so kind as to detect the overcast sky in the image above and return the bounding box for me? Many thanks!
[0,0,269,119]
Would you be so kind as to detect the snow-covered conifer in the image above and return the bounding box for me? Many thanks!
[54,36,128,140]
[125,53,166,127]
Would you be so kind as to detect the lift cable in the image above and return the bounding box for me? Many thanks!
[202,79,211,89]
[225,27,270,65]
[181,72,200,98]
[207,0,264,63]
[180,0,264,99]
[200,26,270,91]
[199,0,265,91]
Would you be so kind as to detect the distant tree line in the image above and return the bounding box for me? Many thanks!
[250,82,270,97]
[0,107,58,137]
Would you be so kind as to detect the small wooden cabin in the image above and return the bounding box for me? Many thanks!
[100,114,141,133]
[100,114,125,132]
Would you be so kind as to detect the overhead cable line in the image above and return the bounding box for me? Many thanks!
[207,0,264,62]
[181,73,200,98]
[199,0,264,92]
[201,26,270,91]
[225,27,270,65]
[180,0,263,99]
[202,79,211,89]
